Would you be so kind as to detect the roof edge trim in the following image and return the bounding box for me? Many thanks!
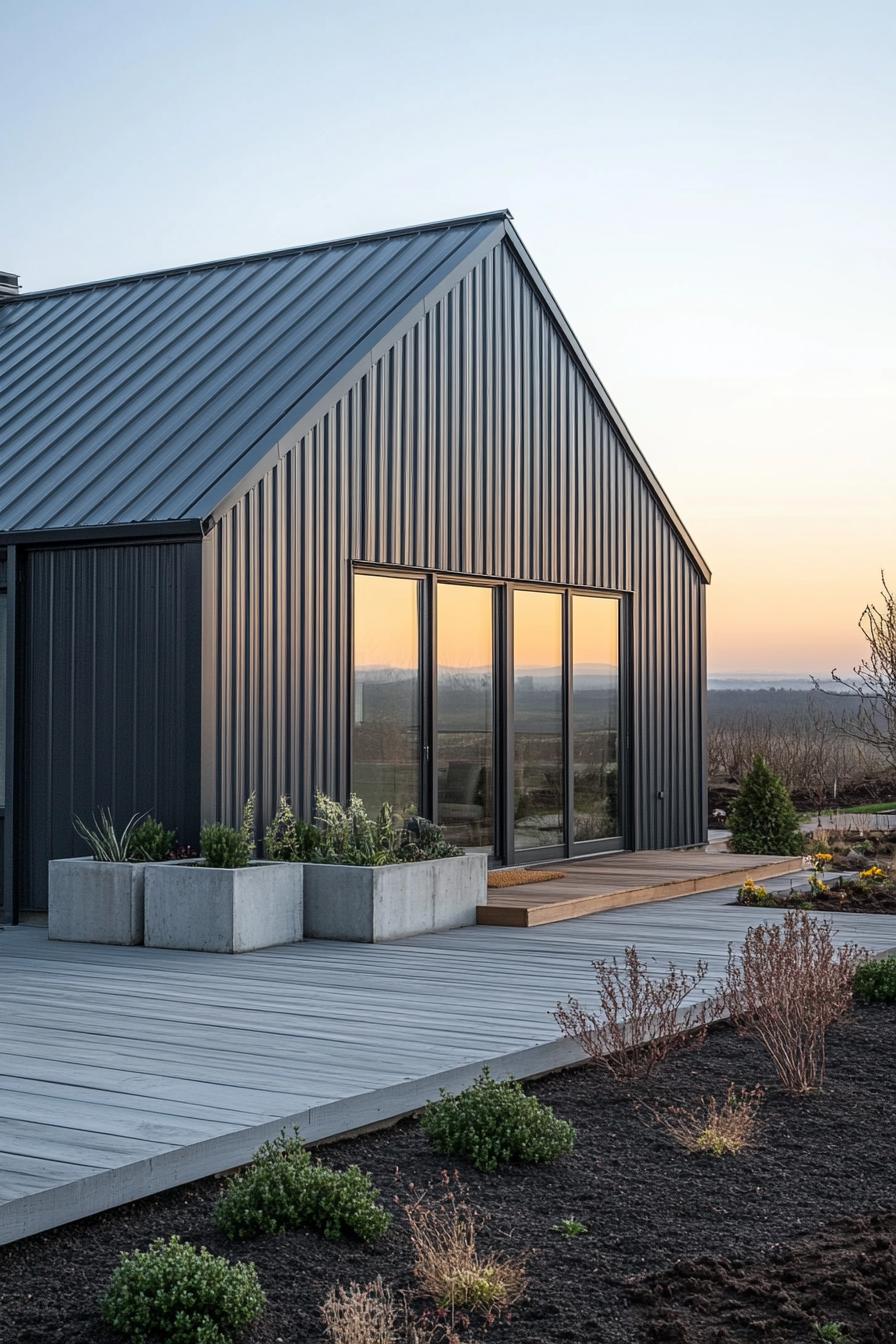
[17,210,514,302]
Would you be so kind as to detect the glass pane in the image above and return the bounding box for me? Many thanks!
[513,590,564,851]
[352,574,421,814]
[436,584,494,853]
[572,594,620,841]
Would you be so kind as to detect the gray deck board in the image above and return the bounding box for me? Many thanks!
[2,883,895,1245]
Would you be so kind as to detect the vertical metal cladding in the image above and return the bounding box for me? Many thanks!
[204,239,708,851]
[20,541,202,910]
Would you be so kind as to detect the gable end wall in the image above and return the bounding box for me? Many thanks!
[201,239,707,850]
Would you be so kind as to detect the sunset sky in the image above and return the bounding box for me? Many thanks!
[4,0,893,678]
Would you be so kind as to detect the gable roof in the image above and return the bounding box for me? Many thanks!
[0,212,506,534]
[0,211,709,581]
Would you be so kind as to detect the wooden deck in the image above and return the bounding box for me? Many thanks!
[479,849,806,926]
[2,876,895,1247]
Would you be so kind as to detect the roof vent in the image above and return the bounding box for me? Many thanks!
[0,271,21,301]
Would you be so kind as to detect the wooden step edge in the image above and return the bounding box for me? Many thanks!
[475,856,808,928]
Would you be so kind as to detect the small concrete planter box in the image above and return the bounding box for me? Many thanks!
[144,860,303,953]
[48,857,150,945]
[303,853,486,942]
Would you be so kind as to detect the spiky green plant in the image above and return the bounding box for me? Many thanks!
[72,808,146,862]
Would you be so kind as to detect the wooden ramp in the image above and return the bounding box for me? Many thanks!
[479,849,806,927]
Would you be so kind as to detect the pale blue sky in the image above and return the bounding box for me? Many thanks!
[4,0,895,672]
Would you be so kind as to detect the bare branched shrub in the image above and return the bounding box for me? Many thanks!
[405,1181,527,1320]
[553,947,714,1081]
[822,573,896,774]
[653,1084,764,1156]
[716,911,866,1094]
[321,1278,462,1344]
[709,702,877,807]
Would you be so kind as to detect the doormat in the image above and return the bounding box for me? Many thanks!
[487,868,567,889]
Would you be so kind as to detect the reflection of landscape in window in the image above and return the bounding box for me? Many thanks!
[352,574,420,814]
[572,594,619,841]
[514,590,564,850]
[437,584,494,852]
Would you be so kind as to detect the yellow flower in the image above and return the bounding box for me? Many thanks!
[860,866,885,881]
[813,851,833,863]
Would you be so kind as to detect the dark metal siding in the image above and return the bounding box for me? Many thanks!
[203,239,707,851]
[19,540,202,911]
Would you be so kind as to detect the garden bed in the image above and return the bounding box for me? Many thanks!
[630,1210,896,1342]
[806,831,896,869]
[1,1003,895,1344]
[739,876,896,916]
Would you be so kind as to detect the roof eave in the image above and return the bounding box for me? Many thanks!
[0,518,204,549]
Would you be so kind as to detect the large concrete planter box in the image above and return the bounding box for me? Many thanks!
[48,857,151,945]
[144,860,303,953]
[303,853,486,942]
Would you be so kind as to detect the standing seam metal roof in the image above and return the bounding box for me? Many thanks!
[0,213,507,531]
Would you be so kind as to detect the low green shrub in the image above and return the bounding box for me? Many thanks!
[131,816,176,862]
[100,1234,265,1344]
[313,792,463,866]
[201,794,256,869]
[853,956,896,1003]
[201,823,251,869]
[262,793,463,867]
[421,1068,575,1172]
[397,814,464,861]
[263,796,321,862]
[214,1132,390,1242]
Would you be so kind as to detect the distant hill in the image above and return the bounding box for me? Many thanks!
[709,675,855,692]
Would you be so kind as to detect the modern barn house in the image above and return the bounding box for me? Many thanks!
[0,211,710,924]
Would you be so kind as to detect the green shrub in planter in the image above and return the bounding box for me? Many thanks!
[214,1131,390,1242]
[263,796,322,862]
[421,1067,575,1172]
[131,816,176,862]
[853,956,896,1003]
[312,791,463,865]
[201,794,256,869]
[100,1235,264,1344]
[728,756,803,856]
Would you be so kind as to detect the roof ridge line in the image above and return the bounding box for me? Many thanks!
[13,210,513,303]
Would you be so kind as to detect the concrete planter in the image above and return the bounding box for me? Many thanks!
[144,860,303,953]
[48,857,151,945]
[303,852,486,942]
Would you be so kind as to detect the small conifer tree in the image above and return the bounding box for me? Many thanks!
[728,755,803,855]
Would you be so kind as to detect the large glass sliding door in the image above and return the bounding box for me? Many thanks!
[352,573,422,814]
[512,590,564,853]
[351,570,624,863]
[436,583,495,852]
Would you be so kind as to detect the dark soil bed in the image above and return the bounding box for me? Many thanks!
[739,880,896,916]
[631,1211,896,1342]
[2,1005,896,1344]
